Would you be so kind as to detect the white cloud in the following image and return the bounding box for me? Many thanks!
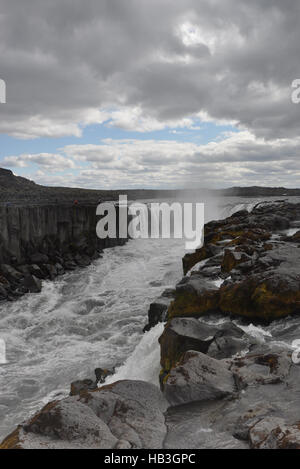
[6,130,300,188]
[2,153,76,171]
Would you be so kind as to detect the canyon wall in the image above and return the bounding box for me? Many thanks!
[0,203,125,264]
[0,202,127,299]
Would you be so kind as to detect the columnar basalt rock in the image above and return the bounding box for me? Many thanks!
[0,203,128,301]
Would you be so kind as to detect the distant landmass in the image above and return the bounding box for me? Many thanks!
[0,167,300,204]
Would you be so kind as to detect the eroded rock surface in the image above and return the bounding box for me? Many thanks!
[170,202,300,322]
[0,380,168,449]
[163,351,236,406]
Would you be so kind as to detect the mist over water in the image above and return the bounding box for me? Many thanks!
[0,195,299,440]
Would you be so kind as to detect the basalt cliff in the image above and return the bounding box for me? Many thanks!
[3,200,300,449]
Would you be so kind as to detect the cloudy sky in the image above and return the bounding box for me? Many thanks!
[0,0,300,189]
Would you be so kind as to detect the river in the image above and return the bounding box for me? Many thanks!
[1,196,299,440]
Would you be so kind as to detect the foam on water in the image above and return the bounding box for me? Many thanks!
[235,322,272,345]
[0,237,185,439]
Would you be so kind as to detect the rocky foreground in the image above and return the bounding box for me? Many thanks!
[3,200,300,449]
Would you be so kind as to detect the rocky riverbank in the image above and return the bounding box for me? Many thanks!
[0,202,128,302]
[3,200,300,449]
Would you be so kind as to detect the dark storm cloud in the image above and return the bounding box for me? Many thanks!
[0,0,300,138]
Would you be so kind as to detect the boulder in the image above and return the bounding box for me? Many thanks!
[43,264,58,280]
[182,245,214,275]
[30,253,49,265]
[74,254,91,267]
[221,249,252,273]
[21,274,42,293]
[207,322,249,359]
[163,351,235,406]
[28,264,45,279]
[64,261,77,271]
[94,367,115,384]
[55,263,65,275]
[70,379,97,396]
[0,380,168,449]
[143,296,170,332]
[0,264,23,283]
[168,279,219,319]
[159,317,218,379]
[0,285,8,299]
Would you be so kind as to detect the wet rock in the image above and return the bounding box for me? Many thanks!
[161,288,176,298]
[30,253,49,265]
[0,285,8,299]
[169,279,219,318]
[55,263,64,275]
[143,296,171,332]
[94,368,115,384]
[21,274,42,293]
[74,254,91,267]
[0,264,23,283]
[70,379,97,396]
[159,318,218,380]
[221,249,252,273]
[163,351,235,406]
[64,261,77,271]
[28,264,45,279]
[1,380,168,449]
[43,263,57,280]
[17,265,30,275]
[207,322,249,359]
[183,245,214,275]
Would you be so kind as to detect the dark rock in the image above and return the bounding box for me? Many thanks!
[0,285,8,299]
[70,379,97,396]
[64,261,77,271]
[94,368,115,384]
[221,249,252,273]
[17,265,30,275]
[55,263,65,275]
[159,318,218,380]
[0,264,23,282]
[28,264,45,279]
[43,264,57,280]
[143,296,170,332]
[21,275,42,293]
[30,253,49,265]
[207,322,249,359]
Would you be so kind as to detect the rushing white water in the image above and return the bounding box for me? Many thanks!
[1,195,300,441]
[105,322,165,387]
[0,236,185,440]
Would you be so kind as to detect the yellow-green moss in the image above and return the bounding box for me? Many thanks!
[0,427,22,449]
[168,290,219,319]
